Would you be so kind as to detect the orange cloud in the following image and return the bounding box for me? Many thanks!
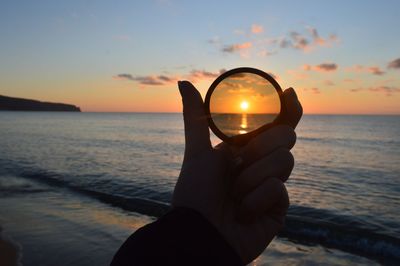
[227,88,255,94]
[349,86,400,96]
[222,42,252,53]
[188,69,226,82]
[367,66,385,75]
[251,24,263,34]
[303,87,321,94]
[346,65,385,75]
[369,86,400,96]
[324,80,335,86]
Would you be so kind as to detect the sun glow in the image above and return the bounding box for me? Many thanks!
[240,101,249,111]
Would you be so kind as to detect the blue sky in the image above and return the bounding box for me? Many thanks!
[1,0,399,113]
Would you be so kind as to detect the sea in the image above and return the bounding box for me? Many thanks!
[0,112,399,265]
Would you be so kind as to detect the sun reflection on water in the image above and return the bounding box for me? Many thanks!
[239,113,248,134]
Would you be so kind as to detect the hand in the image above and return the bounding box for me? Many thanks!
[172,81,302,264]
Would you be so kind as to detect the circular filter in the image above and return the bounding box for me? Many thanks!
[205,67,284,145]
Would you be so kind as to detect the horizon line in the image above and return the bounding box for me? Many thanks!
[78,111,400,116]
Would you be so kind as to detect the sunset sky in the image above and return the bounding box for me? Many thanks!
[210,72,281,114]
[1,0,399,114]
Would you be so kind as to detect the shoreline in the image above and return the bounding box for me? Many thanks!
[0,174,379,266]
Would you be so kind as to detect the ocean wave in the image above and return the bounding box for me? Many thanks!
[2,166,400,263]
[0,174,50,196]
[17,169,170,218]
[298,136,400,147]
[282,209,400,263]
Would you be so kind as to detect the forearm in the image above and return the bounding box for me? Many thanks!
[111,207,243,266]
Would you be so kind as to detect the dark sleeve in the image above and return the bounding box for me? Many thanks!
[110,207,243,266]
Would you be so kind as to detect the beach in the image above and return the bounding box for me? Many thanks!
[0,112,399,265]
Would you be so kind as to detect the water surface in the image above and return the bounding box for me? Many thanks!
[0,112,399,264]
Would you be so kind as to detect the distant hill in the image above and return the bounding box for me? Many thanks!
[0,95,81,112]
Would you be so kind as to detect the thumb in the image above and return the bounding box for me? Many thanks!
[178,81,212,159]
[281,87,303,129]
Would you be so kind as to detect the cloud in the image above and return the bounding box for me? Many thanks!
[346,65,385,75]
[133,76,176,85]
[114,69,226,86]
[324,80,335,86]
[134,77,166,85]
[211,25,337,58]
[303,63,338,72]
[290,31,310,51]
[251,24,263,34]
[279,38,291,48]
[307,27,338,46]
[113,73,178,86]
[350,86,400,96]
[222,42,252,53]
[188,69,226,82]
[388,58,400,69]
[279,27,338,52]
[251,92,274,100]
[227,87,255,94]
[315,63,338,72]
[369,86,400,96]
[368,66,385,75]
[114,73,135,80]
[303,87,321,94]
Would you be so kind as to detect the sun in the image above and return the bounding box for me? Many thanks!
[240,101,249,111]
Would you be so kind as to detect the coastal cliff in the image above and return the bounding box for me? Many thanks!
[0,95,81,112]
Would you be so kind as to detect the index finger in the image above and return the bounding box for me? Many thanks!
[233,87,301,169]
[233,125,296,171]
[215,124,296,174]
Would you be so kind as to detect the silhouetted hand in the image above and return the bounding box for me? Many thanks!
[172,81,302,264]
